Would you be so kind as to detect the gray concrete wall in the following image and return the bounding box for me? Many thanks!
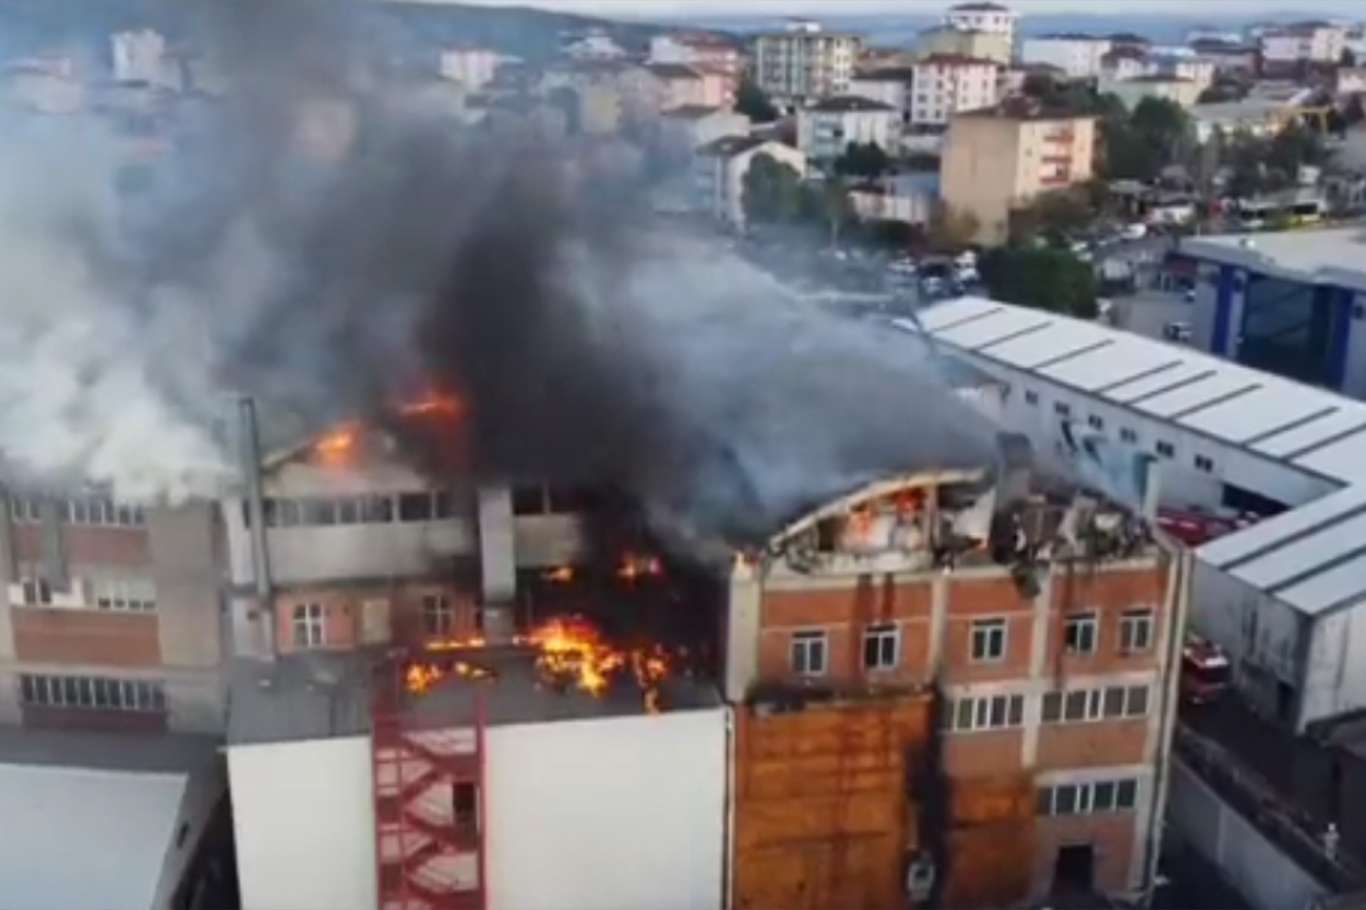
[1169,757,1327,910]
[149,503,223,671]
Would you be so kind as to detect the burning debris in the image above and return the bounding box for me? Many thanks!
[405,615,676,713]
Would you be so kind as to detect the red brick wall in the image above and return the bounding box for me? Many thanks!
[1032,812,1138,896]
[761,578,931,626]
[942,729,1025,777]
[941,577,1035,684]
[1035,720,1149,770]
[1046,564,1167,676]
[13,524,151,567]
[274,583,479,654]
[11,608,161,666]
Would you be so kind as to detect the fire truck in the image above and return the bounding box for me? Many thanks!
[1181,635,1232,704]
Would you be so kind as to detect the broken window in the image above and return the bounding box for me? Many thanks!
[970,619,1007,662]
[1063,613,1097,655]
[1120,610,1154,652]
[863,624,899,671]
[791,630,827,676]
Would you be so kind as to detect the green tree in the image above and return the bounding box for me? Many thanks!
[1131,97,1190,161]
[1268,121,1327,178]
[741,153,806,224]
[980,247,1098,318]
[834,141,890,179]
[736,76,779,123]
[1009,189,1095,245]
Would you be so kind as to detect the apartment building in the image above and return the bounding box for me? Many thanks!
[1021,34,1114,79]
[945,2,1018,53]
[724,466,1185,904]
[1101,47,1148,82]
[693,135,806,226]
[754,22,861,106]
[941,105,1097,245]
[648,33,742,107]
[1260,21,1346,68]
[917,24,1012,66]
[644,63,721,111]
[850,67,914,125]
[910,54,1000,127]
[797,94,897,163]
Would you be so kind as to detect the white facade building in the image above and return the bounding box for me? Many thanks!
[1021,35,1114,79]
[849,68,914,125]
[909,54,999,126]
[754,23,861,104]
[1260,23,1346,65]
[796,95,897,161]
[110,29,180,90]
[439,48,500,89]
[692,135,806,226]
[944,2,1018,53]
[912,294,1366,733]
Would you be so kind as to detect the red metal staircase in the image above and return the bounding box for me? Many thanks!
[372,659,487,910]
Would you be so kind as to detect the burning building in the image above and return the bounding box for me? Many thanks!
[723,463,1187,907]
[221,401,729,910]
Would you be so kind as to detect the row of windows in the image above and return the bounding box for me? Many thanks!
[291,595,467,648]
[13,572,157,612]
[252,491,457,528]
[10,496,146,527]
[1042,684,1150,723]
[20,673,165,712]
[790,611,1155,676]
[942,693,1026,732]
[1037,778,1139,816]
[1026,392,1218,473]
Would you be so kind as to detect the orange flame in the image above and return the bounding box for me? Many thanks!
[400,393,466,419]
[542,565,575,584]
[617,552,664,582]
[314,424,359,464]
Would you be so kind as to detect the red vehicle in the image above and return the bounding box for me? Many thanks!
[1182,636,1232,704]
[1157,507,1258,547]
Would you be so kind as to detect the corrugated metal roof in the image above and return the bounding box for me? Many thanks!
[916,296,1366,618]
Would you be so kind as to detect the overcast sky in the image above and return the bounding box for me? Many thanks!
[450,0,1362,17]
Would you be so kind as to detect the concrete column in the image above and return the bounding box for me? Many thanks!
[724,559,761,702]
[927,572,948,678]
[477,485,516,642]
[1023,568,1053,768]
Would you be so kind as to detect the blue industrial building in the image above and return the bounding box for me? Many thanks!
[1180,229,1366,398]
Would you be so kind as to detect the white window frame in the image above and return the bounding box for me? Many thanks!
[944,693,1025,733]
[19,673,164,713]
[791,629,828,677]
[94,577,157,612]
[293,603,325,648]
[1045,684,1150,723]
[1063,612,1098,655]
[422,594,454,637]
[1119,609,1154,653]
[1037,777,1140,816]
[970,618,1007,662]
[862,623,900,671]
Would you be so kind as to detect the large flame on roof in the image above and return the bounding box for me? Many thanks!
[408,614,671,711]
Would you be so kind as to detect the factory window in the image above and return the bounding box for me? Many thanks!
[19,673,164,713]
[1054,402,1071,417]
[400,493,434,522]
[1119,427,1138,444]
[1042,691,1062,722]
[791,630,828,676]
[1194,454,1215,473]
[943,693,1025,733]
[1046,685,1147,723]
[1063,612,1098,655]
[13,571,53,607]
[94,577,157,612]
[1126,685,1149,717]
[61,496,145,527]
[970,619,1007,661]
[1155,440,1174,458]
[863,624,899,671]
[1037,777,1140,816]
[432,491,454,520]
[293,603,325,648]
[301,498,337,526]
[1024,390,1039,405]
[335,498,361,525]
[362,495,394,523]
[8,496,41,523]
[423,594,454,637]
[1120,610,1154,652]
[1087,415,1104,430]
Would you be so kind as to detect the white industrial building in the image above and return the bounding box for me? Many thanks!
[911,296,1366,733]
[1021,34,1114,79]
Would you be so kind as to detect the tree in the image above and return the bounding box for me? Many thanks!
[805,176,855,247]
[834,141,889,179]
[980,247,1098,319]
[1130,97,1190,161]
[1268,121,1327,178]
[736,76,778,123]
[741,153,806,225]
[927,202,980,250]
[1009,189,1094,245]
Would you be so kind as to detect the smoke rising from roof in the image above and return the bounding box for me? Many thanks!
[0,0,999,543]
